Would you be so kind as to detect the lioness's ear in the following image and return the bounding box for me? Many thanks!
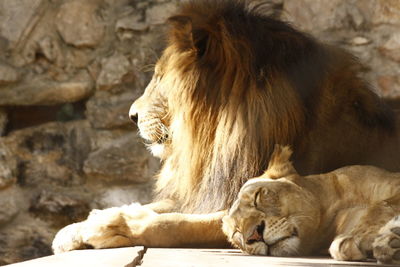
[263,145,298,179]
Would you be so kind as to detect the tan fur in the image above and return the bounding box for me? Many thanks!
[53,0,400,255]
[223,145,400,264]
[52,204,227,253]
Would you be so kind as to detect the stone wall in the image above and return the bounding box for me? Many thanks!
[283,0,400,99]
[0,0,177,264]
[0,0,399,265]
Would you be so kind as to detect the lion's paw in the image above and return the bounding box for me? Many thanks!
[53,203,159,253]
[373,215,400,265]
[52,222,86,254]
[329,235,366,261]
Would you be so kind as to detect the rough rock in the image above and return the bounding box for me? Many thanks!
[0,187,22,225]
[0,0,43,45]
[65,48,93,69]
[86,91,140,129]
[0,108,7,136]
[349,36,372,46]
[5,121,93,187]
[146,2,178,25]
[84,133,159,183]
[0,141,17,189]
[378,75,400,98]
[32,191,82,213]
[370,0,400,25]
[0,62,20,85]
[379,33,400,63]
[0,215,54,264]
[283,0,351,33]
[95,185,153,209]
[0,70,94,105]
[116,13,149,41]
[37,35,65,66]
[56,0,105,48]
[30,190,91,228]
[96,52,133,91]
[14,32,66,68]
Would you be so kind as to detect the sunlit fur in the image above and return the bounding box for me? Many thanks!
[223,146,400,264]
[53,0,400,254]
[133,0,399,213]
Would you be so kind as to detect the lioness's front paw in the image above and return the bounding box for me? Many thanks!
[52,222,85,254]
[329,235,366,261]
[373,216,400,265]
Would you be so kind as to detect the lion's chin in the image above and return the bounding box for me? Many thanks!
[148,143,166,158]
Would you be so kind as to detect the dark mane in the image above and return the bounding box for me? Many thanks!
[170,0,330,108]
[155,0,397,213]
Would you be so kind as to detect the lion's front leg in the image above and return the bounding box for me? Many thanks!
[52,199,176,254]
[52,202,228,254]
[52,222,87,254]
[52,203,156,254]
[136,211,229,248]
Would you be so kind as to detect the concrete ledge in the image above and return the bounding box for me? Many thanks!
[4,247,145,267]
[4,247,395,267]
[142,249,393,267]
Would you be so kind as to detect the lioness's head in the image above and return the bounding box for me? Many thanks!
[222,147,320,256]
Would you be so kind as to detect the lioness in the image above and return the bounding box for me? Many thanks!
[223,145,400,264]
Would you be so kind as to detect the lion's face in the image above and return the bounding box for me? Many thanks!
[129,55,172,159]
[222,177,320,256]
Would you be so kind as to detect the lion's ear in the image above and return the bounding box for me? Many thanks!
[167,15,209,57]
[168,15,194,51]
[191,28,209,58]
[168,15,192,32]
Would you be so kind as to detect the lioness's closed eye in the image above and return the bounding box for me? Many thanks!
[223,145,400,265]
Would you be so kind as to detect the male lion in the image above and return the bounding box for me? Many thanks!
[223,145,400,264]
[52,0,400,253]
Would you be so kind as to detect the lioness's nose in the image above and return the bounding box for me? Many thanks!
[129,105,138,124]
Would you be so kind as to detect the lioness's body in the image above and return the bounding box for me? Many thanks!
[295,165,400,251]
[223,146,400,264]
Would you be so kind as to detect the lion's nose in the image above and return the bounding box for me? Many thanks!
[130,113,138,124]
[129,105,138,124]
[129,114,138,124]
